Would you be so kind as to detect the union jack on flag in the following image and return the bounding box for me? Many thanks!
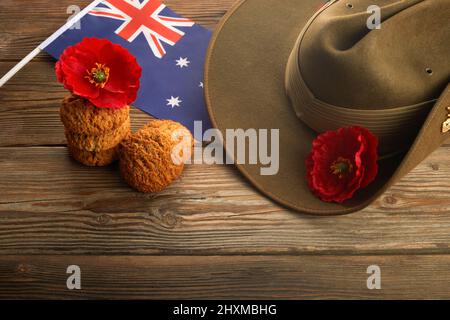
[45,0,212,133]
[88,0,194,58]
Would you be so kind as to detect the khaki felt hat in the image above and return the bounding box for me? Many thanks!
[205,0,450,215]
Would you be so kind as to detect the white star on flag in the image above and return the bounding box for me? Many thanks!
[175,57,190,68]
[167,96,182,108]
[199,82,204,88]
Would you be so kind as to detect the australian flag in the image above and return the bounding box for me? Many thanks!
[45,0,212,133]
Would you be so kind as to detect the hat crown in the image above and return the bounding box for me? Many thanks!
[298,0,450,110]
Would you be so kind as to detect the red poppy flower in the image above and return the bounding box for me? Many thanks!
[56,38,142,109]
[306,126,379,203]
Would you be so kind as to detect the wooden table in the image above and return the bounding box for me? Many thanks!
[1,0,450,300]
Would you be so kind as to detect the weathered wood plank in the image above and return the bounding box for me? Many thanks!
[0,254,449,299]
[0,0,236,61]
[0,146,450,255]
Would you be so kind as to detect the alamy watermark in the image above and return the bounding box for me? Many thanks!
[171,121,280,176]
[367,5,381,30]
[367,265,381,290]
[67,5,81,30]
[66,265,82,290]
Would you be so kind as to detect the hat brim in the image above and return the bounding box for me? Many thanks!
[204,0,449,215]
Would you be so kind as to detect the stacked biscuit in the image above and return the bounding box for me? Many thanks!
[60,95,131,166]
[59,97,193,192]
[119,120,193,192]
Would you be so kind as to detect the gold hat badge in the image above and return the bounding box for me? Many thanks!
[443,107,450,133]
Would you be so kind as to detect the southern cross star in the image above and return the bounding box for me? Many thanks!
[167,96,182,108]
[175,57,190,68]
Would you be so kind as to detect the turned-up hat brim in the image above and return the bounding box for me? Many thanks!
[204,0,450,215]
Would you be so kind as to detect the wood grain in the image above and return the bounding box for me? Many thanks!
[0,146,450,255]
[1,255,450,299]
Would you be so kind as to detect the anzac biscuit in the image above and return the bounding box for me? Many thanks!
[65,117,131,152]
[119,120,193,193]
[60,94,130,135]
[68,143,120,167]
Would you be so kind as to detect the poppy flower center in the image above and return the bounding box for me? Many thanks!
[330,157,353,179]
[86,63,110,88]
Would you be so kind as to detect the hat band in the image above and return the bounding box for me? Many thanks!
[284,4,434,156]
